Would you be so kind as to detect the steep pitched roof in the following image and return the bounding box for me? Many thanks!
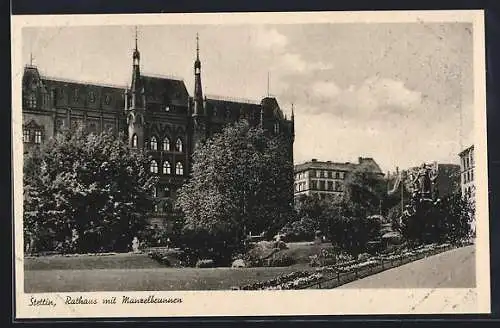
[204,97,261,119]
[141,75,189,106]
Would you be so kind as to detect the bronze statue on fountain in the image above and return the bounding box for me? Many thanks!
[410,163,439,204]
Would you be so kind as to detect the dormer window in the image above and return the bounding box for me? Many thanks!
[28,94,37,108]
[89,91,96,103]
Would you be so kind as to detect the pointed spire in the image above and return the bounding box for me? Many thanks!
[193,33,203,116]
[267,72,270,97]
[291,103,295,120]
[196,32,200,61]
[133,26,140,63]
[135,26,138,51]
[29,52,34,66]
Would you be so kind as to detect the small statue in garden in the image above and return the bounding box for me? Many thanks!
[132,236,140,253]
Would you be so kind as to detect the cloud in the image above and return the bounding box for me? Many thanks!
[276,53,334,73]
[252,28,288,51]
[312,81,341,98]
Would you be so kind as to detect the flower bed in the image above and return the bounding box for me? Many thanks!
[239,242,458,290]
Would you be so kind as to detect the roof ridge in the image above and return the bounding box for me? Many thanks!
[41,76,127,90]
[141,72,185,82]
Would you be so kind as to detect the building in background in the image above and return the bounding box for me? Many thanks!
[22,33,295,230]
[293,157,384,201]
[459,145,475,201]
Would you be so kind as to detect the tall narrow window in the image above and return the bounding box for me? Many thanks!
[34,130,42,144]
[163,161,171,174]
[23,129,30,143]
[274,122,279,134]
[150,160,158,174]
[175,138,183,152]
[28,94,37,108]
[175,162,184,175]
[150,136,158,150]
[152,187,158,197]
[131,134,138,148]
[163,137,170,151]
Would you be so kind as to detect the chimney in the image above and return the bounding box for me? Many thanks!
[358,157,363,164]
[311,158,317,162]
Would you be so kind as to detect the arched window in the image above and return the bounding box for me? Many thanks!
[131,134,138,148]
[175,138,183,152]
[176,162,184,175]
[274,122,279,134]
[150,136,158,150]
[150,160,158,174]
[152,186,158,197]
[163,161,171,175]
[163,137,170,151]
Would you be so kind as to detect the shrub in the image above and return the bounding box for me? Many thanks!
[267,252,296,267]
[147,251,172,267]
[196,259,215,268]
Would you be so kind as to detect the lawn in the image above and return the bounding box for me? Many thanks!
[25,266,311,293]
[24,242,333,292]
[24,253,166,270]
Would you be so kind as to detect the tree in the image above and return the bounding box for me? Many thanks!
[325,201,380,257]
[23,127,157,254]
[399,193,474,246]
[175,120,294,265]
[342,166,387,216]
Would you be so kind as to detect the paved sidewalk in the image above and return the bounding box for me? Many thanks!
[338,245,476,288]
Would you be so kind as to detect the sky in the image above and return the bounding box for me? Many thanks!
[23,22,474,173]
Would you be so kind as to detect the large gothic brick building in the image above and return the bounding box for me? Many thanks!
[22,34,295,229]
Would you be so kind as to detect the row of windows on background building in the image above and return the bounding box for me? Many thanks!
[132,135,183,152]
[296,170,346,180]
[150,160,184,176]
[464,186,475,199]
[462,154,474,170]
[23,129,43,144]
[295,180,344,192]
[463,169,474,184]
[25,90,115,109]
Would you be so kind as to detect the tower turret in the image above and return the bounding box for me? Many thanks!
[126,27,146,149]
[193,33,204,117]
[191,33,208,149]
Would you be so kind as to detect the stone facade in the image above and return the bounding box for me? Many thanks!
[459,145,475,201]
[293,157,384,201]
[22,35,295,230]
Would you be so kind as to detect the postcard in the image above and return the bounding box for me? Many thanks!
[12,10,490,319]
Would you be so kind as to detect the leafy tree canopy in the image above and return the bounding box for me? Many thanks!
[24,127,157,254]
[175,120,294,264]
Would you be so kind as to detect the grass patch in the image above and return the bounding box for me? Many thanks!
[25,266,311,293]
[24,253,166,271]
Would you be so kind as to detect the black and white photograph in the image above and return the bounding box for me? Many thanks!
[12,11,489,318]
